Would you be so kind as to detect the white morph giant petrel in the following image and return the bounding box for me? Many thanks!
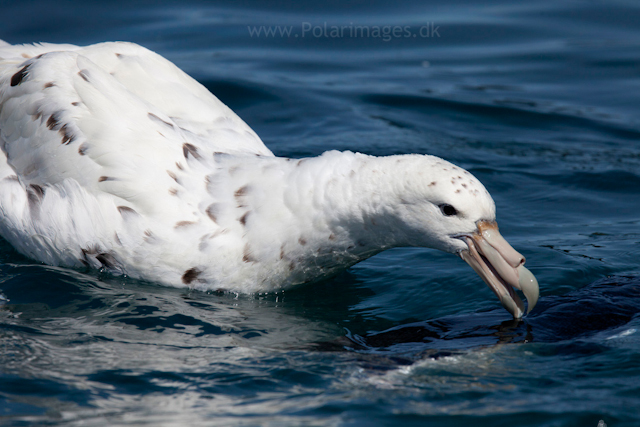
[0,41,538,318]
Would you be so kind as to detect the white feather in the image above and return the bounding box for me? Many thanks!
[0,41,497,293]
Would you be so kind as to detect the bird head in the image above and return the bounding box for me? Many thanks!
[392,155,539,318]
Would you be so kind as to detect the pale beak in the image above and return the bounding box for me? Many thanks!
[458,220,539,319]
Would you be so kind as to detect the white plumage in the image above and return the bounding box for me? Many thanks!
[0,41,538,317]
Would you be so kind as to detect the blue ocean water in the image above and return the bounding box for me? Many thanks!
[1,1,640,425]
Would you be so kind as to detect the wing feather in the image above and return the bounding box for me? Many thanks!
[75,42,272,156]
[0,41,269,281]
[0,42,271,217]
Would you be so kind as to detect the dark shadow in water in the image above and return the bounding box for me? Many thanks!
[324,276,640,364]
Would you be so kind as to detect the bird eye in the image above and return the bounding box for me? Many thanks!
[439,204,457,216]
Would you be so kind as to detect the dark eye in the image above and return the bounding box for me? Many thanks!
[439,204,457,216]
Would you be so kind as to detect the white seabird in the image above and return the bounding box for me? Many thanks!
[0,41,538,318]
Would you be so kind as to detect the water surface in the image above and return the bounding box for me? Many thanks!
[1,1,640,425]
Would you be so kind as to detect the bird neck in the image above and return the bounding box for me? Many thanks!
[283,151,411,250]
[227,151,419,287]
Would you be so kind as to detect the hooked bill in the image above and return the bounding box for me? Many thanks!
[459,220,539,319]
